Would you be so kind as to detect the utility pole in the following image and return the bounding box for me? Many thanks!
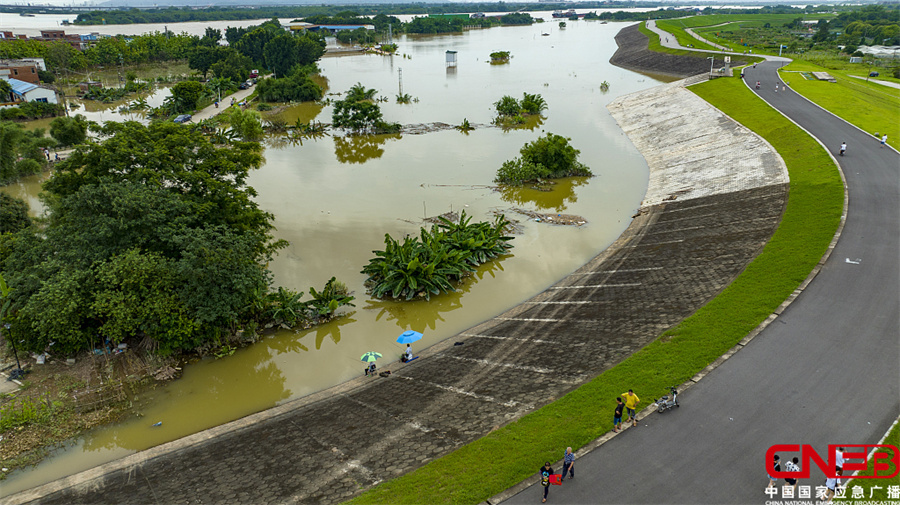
[398,67,403,95]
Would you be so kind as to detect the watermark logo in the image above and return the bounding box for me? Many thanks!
[766,444,899,479]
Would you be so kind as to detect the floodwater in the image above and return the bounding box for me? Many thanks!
[1,21,661,496]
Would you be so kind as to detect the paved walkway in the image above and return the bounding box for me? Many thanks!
[190,85,258,123]
[4,74,792,505]
[500,22,899,505]
[848,74,900,90]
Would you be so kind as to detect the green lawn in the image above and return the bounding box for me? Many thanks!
[779,61,900,150]
[638,22,764,63]
[847,418,900,500]
[347,75,842,505]
[654,19,719,51]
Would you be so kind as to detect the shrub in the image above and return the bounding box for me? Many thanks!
[494,95,521,116]
[490,51,510,62]
[520,93,547,115]
[494,133,592,185]
[361,212,513,301]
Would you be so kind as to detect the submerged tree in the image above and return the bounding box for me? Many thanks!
[494,133,592,185]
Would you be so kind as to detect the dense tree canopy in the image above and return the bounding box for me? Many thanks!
[1,122,278,356]
[169,80,204,112]
[0,194,31,235]
[0,121,54,184]
[49,115,90,147]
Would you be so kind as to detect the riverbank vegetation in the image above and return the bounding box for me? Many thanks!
[361,211,513,301]
[349,67,842,505]
[494,133,591,185]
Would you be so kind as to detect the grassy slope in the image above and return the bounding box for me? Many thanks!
[779,61,900,150]
[655,19,719,50]
[348,74,842,504]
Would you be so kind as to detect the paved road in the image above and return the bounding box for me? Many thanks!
[503,23,899,505]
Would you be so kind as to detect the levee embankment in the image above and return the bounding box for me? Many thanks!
[7,79,789,505]
[610,23,745,78]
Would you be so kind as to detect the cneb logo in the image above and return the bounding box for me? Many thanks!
[766,444,899,479]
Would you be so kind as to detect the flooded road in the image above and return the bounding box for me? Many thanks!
[0,21,662,495]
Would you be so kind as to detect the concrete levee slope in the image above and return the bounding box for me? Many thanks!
[608,82,788,206]
[5,80,788,505]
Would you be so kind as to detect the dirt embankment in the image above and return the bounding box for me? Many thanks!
[610,24,737,78]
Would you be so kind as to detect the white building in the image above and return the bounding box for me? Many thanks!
[0,77,58,107]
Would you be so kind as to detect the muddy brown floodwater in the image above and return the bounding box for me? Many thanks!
[1,20,663,495]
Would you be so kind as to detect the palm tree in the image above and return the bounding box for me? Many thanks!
[346,82,378,102]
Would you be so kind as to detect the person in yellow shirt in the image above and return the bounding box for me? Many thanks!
[622,389,640,427]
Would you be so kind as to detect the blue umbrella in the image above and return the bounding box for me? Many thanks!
[396,330,423,344]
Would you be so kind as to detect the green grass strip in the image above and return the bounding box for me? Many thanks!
[639,22,764,64]
[848,417,900,499]
[655,19,719,51]
[348,74,842,505]
[778,61,900,150]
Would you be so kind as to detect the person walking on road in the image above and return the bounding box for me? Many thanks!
[622,389,640,427]
[767,454,781,491]
[835,447,845,488]
[784,456,801,492]
[613,397,624,432]
[539,461,554,503]
[821,475,837,502]
[881,134,888,148]
[561,447,575,482]
[840,142,847,156]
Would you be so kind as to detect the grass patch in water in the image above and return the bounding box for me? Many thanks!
[347,62,842,505]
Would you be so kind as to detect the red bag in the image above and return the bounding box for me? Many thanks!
[549,474,562,486]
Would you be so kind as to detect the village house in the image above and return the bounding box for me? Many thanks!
[0,77,59,108]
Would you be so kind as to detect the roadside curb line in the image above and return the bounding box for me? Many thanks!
[483,72,849,505]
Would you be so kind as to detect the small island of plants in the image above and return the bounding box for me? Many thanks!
[493,92,547,127]
[361,211,513,301]
[495,133,592,185]
[490,51,511,63]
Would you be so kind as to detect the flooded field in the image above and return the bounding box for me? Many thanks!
[0,20,662,496]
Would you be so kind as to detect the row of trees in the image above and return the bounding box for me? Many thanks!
[0,32,195,71]
[187,19,325,103]
[0,120,353,357]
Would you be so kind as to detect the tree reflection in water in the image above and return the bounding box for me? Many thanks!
[497,177,590,212]
[334,133,401,164]
[498,114,544,132]
[363,259,507,331]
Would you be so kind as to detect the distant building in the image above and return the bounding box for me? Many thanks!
[0,60,41,84]
[0,77,58,107]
